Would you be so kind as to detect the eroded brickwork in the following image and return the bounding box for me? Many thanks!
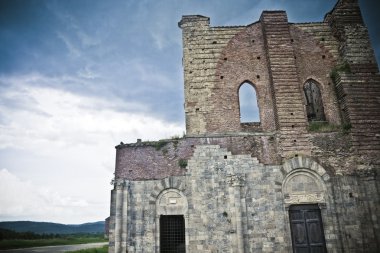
[109,0,380,252]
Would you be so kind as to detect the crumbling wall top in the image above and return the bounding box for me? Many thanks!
[178,15,210,29]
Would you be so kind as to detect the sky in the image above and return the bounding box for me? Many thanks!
[0,0,379,224]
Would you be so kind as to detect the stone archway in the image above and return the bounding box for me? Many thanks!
[282,156,330,253]
[155,188,188,253]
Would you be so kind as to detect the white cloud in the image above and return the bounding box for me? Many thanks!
[0,73,185,223]
[0,74,183,150]
[0,168,92,223]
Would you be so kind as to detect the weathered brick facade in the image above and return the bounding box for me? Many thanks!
[109,0,380,252]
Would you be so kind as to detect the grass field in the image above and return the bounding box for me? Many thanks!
[67,245,108,253]
[0,235,107,250]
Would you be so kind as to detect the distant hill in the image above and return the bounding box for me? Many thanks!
[0,221,105,234]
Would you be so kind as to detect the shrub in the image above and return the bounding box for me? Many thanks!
[178,159,188,168]
[330,61,351,83]
[153,140,168,150]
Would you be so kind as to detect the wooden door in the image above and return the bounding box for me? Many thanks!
[289,204,327,253]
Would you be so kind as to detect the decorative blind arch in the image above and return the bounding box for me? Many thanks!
[282,156,330,207]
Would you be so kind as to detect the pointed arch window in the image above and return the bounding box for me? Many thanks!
[304,80,326,121]
[239,82,260,123]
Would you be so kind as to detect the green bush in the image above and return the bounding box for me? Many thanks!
[342,123,352,134]
[178,159,188,168]
[330,61,351,83]
[153,140,169,150]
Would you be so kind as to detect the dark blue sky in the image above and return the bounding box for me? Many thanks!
[1,0,379,124]
[0,0,379,223]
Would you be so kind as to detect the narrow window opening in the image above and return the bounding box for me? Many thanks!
[160,215,185,253]
[304,80,326,122]
[239,82,260,123]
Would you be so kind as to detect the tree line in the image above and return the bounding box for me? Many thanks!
[0,228,64,240]
[0,228,104,240]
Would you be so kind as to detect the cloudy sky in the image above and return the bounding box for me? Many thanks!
[0,0,379,224]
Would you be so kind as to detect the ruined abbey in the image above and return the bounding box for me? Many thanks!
[108,0,380,252]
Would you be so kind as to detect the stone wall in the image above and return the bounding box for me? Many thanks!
[109,145,379,252]
[178,16,245,135]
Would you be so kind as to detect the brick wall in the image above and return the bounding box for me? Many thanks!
[115,134,280,180]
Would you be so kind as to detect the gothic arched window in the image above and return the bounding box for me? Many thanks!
[239,82,260,123]
[304,80,325,121]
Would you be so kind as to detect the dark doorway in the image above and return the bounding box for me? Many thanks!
[289,204,327,253]
[160,215,185,253]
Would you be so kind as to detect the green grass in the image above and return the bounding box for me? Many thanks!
[308,121,352,134]
[0,235,107,250]
[308,121,340,132]
[67,245,108,253]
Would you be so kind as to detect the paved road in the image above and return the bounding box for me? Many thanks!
[0,242,108,253]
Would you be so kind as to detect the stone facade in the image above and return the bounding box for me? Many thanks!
[108,0,380,252]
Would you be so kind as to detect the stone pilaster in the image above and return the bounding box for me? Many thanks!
[110,180,128,253]
[227,173,246,253]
